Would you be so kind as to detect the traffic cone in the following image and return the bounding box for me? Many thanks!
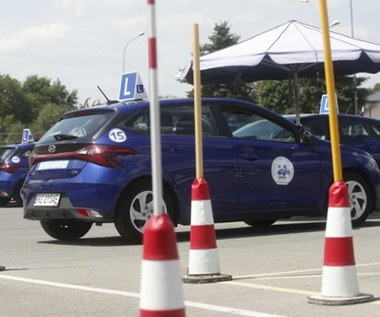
[140,213,185,317]
[183,177,232,283]
[308,180,373,305]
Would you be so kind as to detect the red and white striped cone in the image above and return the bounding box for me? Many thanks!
[183,177,232,283]
[308,180,373,305]
[140,213,185,317]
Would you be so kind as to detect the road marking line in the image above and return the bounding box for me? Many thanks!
[232,262,380,280]
[223,279,380,305]
[224,281,319,296]
[0,274,287,317]
[247,272,380,281]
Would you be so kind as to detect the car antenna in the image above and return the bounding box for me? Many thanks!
[97,85,119,106]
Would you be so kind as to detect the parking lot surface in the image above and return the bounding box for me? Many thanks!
[1,206,380,316]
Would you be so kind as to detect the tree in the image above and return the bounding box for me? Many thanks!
[255,75,369,114]
[200,21,240,55]
[0,75,36,124]
[255,80,292,113]
[0,74,78,143]
[187,21,256,100]
[23,75,77,111]
[30,103,70,140]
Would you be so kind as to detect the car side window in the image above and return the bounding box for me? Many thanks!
[340,118,370,140]
[221,108,295,142]
[369,121,380,136]
[20,149,33,158]
[126,105,218,136]
[302,118,328,140]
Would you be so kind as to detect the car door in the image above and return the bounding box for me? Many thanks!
[160,103,239,219]
[219,104,324,217]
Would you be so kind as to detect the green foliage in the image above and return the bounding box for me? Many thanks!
[30,104,71,140]
[368,82,380,94]
[256,76,369,114]
[200,21,240,55]
[0,75,36,124]
[256,80,292,113]
[23,75,77,109]
[0,74,78,144]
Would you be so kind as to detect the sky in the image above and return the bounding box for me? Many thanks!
[0,0,379,106]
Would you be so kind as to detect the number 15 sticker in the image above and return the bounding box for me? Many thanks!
[109,128,127,143]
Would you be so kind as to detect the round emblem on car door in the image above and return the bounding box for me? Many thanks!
[48,145,56,153]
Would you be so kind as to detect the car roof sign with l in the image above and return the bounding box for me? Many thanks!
[119,72,148,102]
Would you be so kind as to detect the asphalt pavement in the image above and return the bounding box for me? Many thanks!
[1,206,380,316]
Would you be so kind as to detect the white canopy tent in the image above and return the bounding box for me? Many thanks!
[177,20,380,121]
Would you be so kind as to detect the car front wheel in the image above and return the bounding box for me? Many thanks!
[40,220,93,240]
[115,181,174,244]
[344,172,373,227]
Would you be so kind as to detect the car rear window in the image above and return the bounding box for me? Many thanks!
[0,147,15,162]
[38,112,114,143]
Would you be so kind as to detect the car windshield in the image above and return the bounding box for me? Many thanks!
[38,112,114,143]
[0,147,15,162]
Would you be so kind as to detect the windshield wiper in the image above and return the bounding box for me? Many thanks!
[53,134,78,141]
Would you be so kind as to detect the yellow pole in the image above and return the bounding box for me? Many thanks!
[192,23,203,178]
[319,0,343,182]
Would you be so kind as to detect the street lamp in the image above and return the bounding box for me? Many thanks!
[122,31,145,73]
[299,0,340,28]
[349,0,358,114]
[299,1,341,28]
[330,20,341,28]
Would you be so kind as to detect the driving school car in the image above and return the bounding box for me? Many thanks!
[0,130,35,206]
[286,113,380,167]
[22,98,380,243]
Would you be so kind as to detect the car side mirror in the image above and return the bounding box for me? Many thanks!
[300,129,315,145]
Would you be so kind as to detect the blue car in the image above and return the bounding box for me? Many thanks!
[286,114,380,166]
[22,98,380,243]
[0,142,35,206]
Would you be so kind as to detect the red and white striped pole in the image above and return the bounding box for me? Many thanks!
[140,1,185,316]
[308,181,373,305]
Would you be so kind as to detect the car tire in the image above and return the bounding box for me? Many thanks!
[40,220,93,240]
[12,182,24,207]
[344,171,373,228]
[115,180,175,244]
[0,197,11,207]
[244,219,277,227]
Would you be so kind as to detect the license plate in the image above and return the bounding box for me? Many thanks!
[37,160,69,171]
[33,193,61,207]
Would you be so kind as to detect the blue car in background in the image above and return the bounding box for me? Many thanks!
[0,141,34,206]
[286,114,380,166]
[22,98,380,243]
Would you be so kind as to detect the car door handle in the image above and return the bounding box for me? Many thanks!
[162,145,179,153]
[238,153,260,161]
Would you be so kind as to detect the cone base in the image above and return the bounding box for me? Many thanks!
[308,293,373,306]
[0,265,5,271]
[183,273,232,284]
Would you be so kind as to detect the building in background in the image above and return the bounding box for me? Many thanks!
[364,91,380,118]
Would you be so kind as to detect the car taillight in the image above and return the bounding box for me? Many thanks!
[75,145,136,168]
[29,145,137,168]
[0,163,22,173]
